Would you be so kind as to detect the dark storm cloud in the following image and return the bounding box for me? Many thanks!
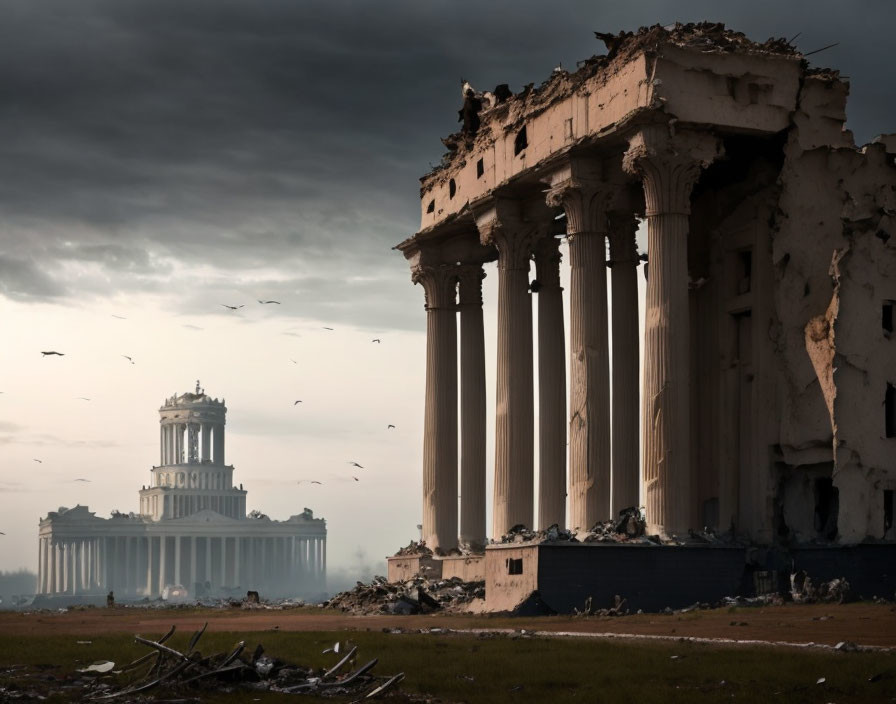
[1,0,894,324]
[0,254,67,301]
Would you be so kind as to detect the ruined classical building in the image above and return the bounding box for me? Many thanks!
[36,384,326,601]
[395,24,896,559]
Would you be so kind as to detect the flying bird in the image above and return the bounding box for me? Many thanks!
[75,397,91,401]
[258,300,281,305]
[221,304,244,311]
[372,339,381,343]
[352,476,360,482]
[121,355,135,364]
[0,532,5,535]
[41,351,64,356]
[293,400,302,405]
[111,314,127,320]
[74,478,91,482]
[322,327,334,331]
[298,480,322,485]
[290,359,298,364]
[348,461,364,469]
[33,459,42,463]
[387,424,396,429]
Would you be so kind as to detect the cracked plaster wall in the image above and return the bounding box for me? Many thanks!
[773,75,896,543]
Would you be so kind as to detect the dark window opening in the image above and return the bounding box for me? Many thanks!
[514,126,528,156]
[803,281,810,297]
[426,200,435,214]
[884,490,894,533]
[448,179,456,199]
[507,557,523,575]
[737,250,752,294]
[886,383,896,438]
[814,477,839,540]
[747,83,761,104]
[476,158,484,178]
[702,497,719,531]
[883,301,894,334]
[726,76,738,99]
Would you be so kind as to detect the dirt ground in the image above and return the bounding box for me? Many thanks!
[2,601,895,648]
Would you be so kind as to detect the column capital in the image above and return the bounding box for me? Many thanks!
[623,124,723,216]
[545,177,616,235]
[533,236,563,290]
[474,198,551,271]
[411,264,457,311]
[607,211,640,264]
[456,263,486,307]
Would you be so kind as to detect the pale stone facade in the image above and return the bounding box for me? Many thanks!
[37,384,326,599]
[397,24,896,549]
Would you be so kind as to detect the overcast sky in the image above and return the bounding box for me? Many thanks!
[1,0,894,584]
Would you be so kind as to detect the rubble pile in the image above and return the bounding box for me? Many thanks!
[595,22,800,64]
[393,540,433,557]
[791,572,853,604]
[574,594,629,617]
[47,624,403,700]
[325,575,485,615]
[496,508,653,545]
[580,507,652,544]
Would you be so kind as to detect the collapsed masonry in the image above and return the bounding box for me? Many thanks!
[395,22,896,560]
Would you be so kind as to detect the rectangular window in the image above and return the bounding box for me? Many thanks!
[884,490,894,533]
[814,476,839,540]
[737,250,752,294]
[886,383,896,438]
[476,158,484,178]
[514,126,527,156]
[507,557,523,575]
[883,301,894,334]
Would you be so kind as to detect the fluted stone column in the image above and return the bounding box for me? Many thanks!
[608,212,641,515]
[213,423,225,465]
[201,423,211,462]
[54,542,62,593]
[205,537,212,585]
[533,236,567,529]
[174,536,182,586]
[457,264,487,548]
[411,263,458,552]
[476,200,545,536]
[38,539,45,593]
[547,169,614,532]
[234,537,241,588]
[158,536,166,595]
[623,125,722,537]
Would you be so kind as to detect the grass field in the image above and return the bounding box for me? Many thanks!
[1,625,895,703]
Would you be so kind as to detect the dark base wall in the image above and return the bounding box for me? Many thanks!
[534,544,747,613]
[789,544,896,599]
[485,542,896,613]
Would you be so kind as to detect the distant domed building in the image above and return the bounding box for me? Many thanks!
[36,383,326,601]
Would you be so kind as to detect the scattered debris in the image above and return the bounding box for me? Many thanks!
[496,508,653,545]
[574,594,629,617]
[60,624,404,700]
[791,572,853,604]
[393,540,433,557]
[325,575,484,615]
[77,661,115,674]
[834,640,860,652]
